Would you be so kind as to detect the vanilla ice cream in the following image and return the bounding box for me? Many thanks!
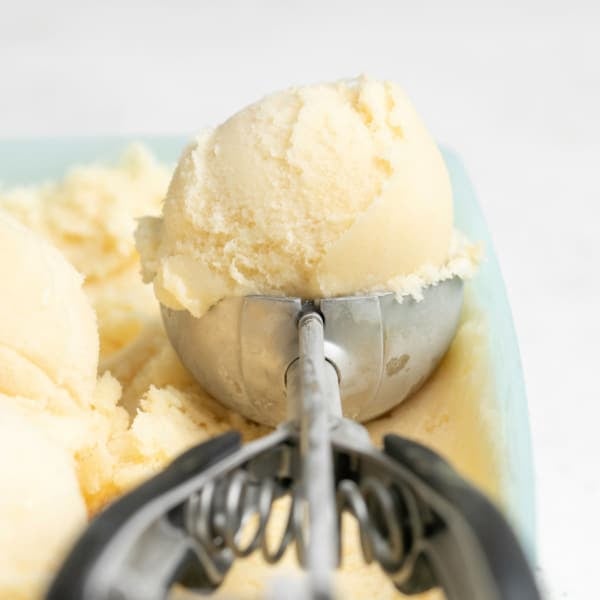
[0,145,171,359]
[0,211,98,410]
[137,77,478,319]
[0,405,86,599]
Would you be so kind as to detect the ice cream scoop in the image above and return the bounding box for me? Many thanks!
[135,77,478,321]
[161,278,464,426]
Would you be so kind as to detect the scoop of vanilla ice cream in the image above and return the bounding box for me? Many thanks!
[0,405,86,599]
[0,211,98,409]
[136,76,455,318]
[0,146,171,360]
[0,145,170,283]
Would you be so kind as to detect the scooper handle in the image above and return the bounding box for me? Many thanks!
[383,435,541,600]
[46,432,242,600]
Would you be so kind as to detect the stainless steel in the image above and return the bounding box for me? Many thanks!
[330,419,429,579]
[183,452,301,569]
[182,312,339,600]
[171,421,430,597]
[184,312,340,598]
[292,312,338,598]
[174,419,428,595]
[162,277,464,426]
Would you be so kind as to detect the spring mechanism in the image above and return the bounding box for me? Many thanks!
[184,469,305,569]
[336,477,424,576]
[183,470,426,584]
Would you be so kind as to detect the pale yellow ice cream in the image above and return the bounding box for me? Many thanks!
[136,77,478,319]
[0,404,86,599]
[0,211,98,410]
[0,145,171,360]
[0,160,268,595]
[0,129,494,599]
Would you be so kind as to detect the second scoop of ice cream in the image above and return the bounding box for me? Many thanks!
[137,77,469,318]
[0,212,98,410]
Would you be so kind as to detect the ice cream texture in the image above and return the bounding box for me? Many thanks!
[1,145,171,360]
[0,211,98,410]
[0,404,86,600]
[136,77,479,318]
[0,80,494,600]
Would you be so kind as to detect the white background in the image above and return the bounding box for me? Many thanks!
[1,1,598,598]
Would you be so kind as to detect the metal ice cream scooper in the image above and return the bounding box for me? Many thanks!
[161,278,464,426]
[48,279,541,600]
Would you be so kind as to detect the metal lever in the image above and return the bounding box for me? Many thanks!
[286,310,340,599]
[329,427,542,600]
[47,416,542,600]
[383,435,541,600]
[45,428,295,600]
[46,432,243,600]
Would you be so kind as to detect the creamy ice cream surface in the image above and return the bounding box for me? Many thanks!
[0,211,98,410]
[0,145,171,360]
[0,404,87,599]
[137,76,479,318]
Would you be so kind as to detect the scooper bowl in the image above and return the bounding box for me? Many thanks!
[162,277,464,426]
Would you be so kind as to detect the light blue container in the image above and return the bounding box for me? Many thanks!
[0,137,536,560]
[443,148,536,560]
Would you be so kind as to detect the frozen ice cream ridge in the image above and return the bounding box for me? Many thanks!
[136,76,479,319]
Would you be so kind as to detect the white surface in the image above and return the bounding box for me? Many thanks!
[1,1,598,598]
